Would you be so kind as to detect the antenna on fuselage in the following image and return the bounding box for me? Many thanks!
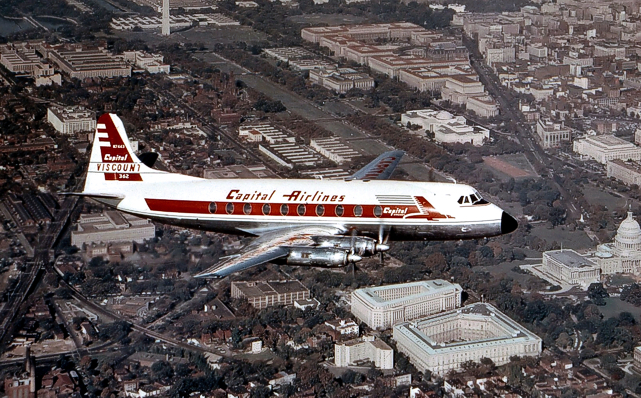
[446,176,457,184]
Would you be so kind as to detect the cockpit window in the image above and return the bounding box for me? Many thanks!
[458,193,489,205]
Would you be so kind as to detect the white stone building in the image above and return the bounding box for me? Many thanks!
[594,212,641,275]
[401,109,489,146]
[309,68,374,93]
[47,106,96,135]
[123,51,170,74]
[573,135,641,164]
[334,336,394,369]
[351,280,462,329]
[393,303,542,376]
[536,119,571,148]
[541,250,601,288]
[607,159,641,186]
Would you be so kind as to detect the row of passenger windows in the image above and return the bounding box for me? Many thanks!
[207,202,385,217]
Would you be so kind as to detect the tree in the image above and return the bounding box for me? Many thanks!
[151,360,174,381]
[588,283,609,306]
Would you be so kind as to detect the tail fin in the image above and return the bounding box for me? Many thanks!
[83,114,166,195]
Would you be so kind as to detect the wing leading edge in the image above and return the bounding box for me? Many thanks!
[348,150,405,181]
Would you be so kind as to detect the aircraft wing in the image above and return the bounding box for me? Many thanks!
[195,225,343,278]
[348,150,405,180]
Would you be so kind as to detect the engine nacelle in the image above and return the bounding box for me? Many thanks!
[285,247,362,267]
[312,236,388,256]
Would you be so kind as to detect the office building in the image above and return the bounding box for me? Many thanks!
[231,280,310,309]
[351,280,462,329]
[536,119,571,148]
[47,48,131,79]
[393,303,542,375]
[335,336,394,369]
[541,250,601,288]
[607,159,641,186]
[47,106,96,135]
[573,135,641,164]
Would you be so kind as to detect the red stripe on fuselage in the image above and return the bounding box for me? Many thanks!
[144,199,450,220]
[145,198,210,214]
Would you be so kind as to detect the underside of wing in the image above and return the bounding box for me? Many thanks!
[348,150,405,180]
[195,225,344,278]
[195,246,289,278]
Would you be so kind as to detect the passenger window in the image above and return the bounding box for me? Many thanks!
[280,204,289,216]
[335,205,344,217]
[316,204,325,216]
[244,203,252,215]
[208,202,217,214]
[226,203,234,214]
[374,205,382,218]
[354,205,363,217]
[262,203,271,215]
[297,204,306,216]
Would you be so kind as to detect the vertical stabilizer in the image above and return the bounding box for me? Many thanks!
[83,114,165,195]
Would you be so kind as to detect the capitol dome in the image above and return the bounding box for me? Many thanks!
[615,212,641,251]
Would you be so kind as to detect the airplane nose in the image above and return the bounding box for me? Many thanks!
[501,212,518,234]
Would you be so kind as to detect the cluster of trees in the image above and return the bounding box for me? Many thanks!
[620,283,641,306]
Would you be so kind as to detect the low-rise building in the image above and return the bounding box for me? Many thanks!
[310,137,360,164]
[573,135,641,164]
[231,280,310,309]
[71,211,155,248]
[238,124,294,144]
[351,280,462,329]
[334,336,394,369]
[325,319,359,339]
[393,303,542,376]
[47,106,96,135]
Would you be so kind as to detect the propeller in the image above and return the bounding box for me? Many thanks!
[347,228,361,276]
[377,225,391,265]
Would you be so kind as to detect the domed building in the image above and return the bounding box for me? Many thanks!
[538,212,641,290]
[595,212,641,274]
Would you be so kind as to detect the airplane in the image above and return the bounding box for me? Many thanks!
[77,114,518,278]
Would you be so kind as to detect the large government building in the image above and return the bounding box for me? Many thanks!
[393,303,542,375]
[541,250,601,288]
[351,280,462,329]
[538,212,641,287]
[593,211,641,274]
